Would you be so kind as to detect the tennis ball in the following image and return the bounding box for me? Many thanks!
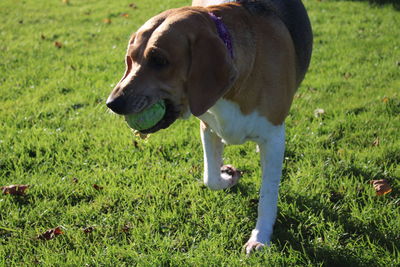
[125,100,166,131]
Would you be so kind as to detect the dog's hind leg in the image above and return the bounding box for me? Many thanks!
[244,123,285,254]
[200,121,241,190]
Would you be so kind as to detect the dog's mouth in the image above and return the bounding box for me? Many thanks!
[137,99,180,134]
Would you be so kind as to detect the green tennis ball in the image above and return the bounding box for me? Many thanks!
[125,100,166,131]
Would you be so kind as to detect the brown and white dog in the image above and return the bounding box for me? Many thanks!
[106,0,312,254]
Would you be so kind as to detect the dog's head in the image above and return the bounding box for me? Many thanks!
[106,7,237,133]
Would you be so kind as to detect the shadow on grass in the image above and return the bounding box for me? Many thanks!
[233,162,398,265]
[273,193,399,266]
[332,0,400,10]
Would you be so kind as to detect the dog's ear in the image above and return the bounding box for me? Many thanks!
[187,29,237,116]
[120,33,136,81]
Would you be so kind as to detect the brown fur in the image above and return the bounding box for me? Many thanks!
[206,4,297,125]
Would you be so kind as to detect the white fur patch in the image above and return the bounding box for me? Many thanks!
[198,98,277,145]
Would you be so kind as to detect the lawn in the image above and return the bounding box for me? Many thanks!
[0,0,399,266]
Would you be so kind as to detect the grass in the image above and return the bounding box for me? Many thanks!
[0,0,399,266]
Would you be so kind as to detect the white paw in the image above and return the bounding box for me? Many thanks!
[220,164,241,188]
[243,241,265,254]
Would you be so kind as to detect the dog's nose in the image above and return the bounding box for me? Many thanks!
[106,95,127,115]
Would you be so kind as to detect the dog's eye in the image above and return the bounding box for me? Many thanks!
[147,50,169,70]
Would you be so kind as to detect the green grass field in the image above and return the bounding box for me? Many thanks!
[0,0,399,266]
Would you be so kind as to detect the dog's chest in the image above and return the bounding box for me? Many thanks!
[198,99,273,145]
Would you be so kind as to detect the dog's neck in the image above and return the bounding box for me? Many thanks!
[208,12,234,59]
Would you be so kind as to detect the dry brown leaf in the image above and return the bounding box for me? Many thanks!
[37,227,63,240]
[54,41,63,48]
[129,3,138,9]
[1,184,30,195]
[370,179,392,196]
[83,226,95,234]
[120,13,129,18]
[372,137,380,147]
[103,18,112,24]
[93,184,104,191]
[382,97,389,103]
[122,223,132,233]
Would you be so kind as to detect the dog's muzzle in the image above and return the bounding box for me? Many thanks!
[106,95,180,134]
[106,94,151,115]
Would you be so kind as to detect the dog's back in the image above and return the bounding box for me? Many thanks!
[193,0,313,84]
[237,0,312,83]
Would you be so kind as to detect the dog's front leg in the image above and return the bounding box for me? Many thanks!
[200,121,240,190]
[245,123,285,254]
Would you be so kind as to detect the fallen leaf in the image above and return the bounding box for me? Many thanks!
[370,179,392,196]
[103,18,112,24]
[37,227,63,240]
[122,223,132,232]
[54,41,63,48]
[129,3,138,9]
[93,184,103,190]
[1,184,29,195]
[314,108,325,118]
[372,137,380,147]
[83,226,95,234]
[120,13,129,18]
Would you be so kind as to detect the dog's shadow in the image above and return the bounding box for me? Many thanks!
[228,163,398,266]
[273,187,399,267]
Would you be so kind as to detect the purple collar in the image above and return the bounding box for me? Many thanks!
[208,12,234,59]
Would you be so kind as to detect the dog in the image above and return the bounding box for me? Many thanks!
[106,0,312,254]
